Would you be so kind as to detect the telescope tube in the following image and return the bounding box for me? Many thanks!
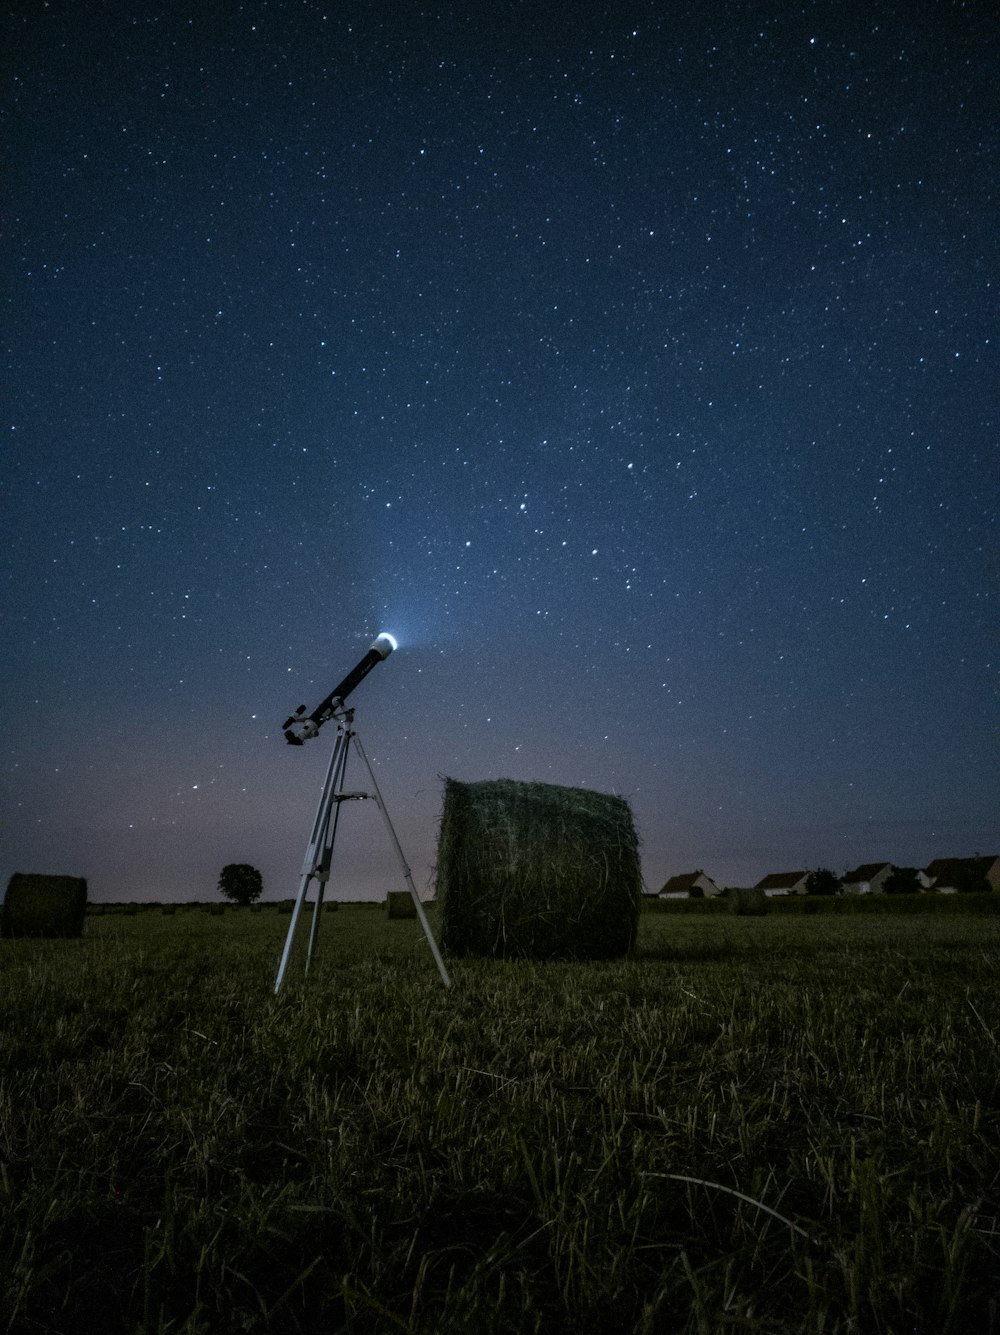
[283,633,397,743]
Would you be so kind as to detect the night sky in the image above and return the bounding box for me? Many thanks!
[3,1,996,903]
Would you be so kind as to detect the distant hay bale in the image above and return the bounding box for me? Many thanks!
[2,874,88,939]
[729,887,769,917]
[386,890,417,919]
[435,777,641,959]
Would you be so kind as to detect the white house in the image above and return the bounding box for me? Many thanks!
[659,871,722,899]
[841,862,893,895]
[754,870,810,896]
[924,856,1000,893]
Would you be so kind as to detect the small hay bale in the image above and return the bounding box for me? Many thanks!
[386,890,417,919]
[2,874,88,939]
[435,777,642,959]
[729,887,769,917]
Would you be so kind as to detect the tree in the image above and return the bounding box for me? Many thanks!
[805,868,840,896]
[954,867,991,894]
[883,866,921,895]
[218,863,263,906]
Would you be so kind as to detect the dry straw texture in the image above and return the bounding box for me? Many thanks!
[1,874,88,939]
[436,777,641,959]
[386,890,417,919]
[729,886,769,917]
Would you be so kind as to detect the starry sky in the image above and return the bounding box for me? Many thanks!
[3,0,997,903]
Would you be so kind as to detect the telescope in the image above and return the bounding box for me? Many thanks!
[282,632,397,744]
[274,628,450,992]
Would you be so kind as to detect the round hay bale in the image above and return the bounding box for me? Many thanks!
[386,890,417,919]
[2,874,88,939]
[435,777,642,959]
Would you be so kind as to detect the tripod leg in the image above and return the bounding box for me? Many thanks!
[350,731,452,989]
[274,728,348,993]
[305,732,350,974]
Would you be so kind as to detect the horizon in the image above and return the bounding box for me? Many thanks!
[13,846,996,906]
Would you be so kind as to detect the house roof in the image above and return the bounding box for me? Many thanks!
[754,871,808,890]
[842,863,892,882]
[660,870,716,895]
[924,856,999,881]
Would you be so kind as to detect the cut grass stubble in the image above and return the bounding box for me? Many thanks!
[0,908,998,1333]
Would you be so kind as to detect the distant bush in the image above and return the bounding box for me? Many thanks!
[884,867,921,895]
[805,868,841,896]
[643,890,998,918]
[955,868,992,894]
[641,895,736,915]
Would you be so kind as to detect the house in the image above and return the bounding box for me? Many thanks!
[841,862,893,895]
[754,871,810,896]
[924,856,1000,894]
[659,871,722,899]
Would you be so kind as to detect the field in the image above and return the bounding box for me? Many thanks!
[2,902,998,1334]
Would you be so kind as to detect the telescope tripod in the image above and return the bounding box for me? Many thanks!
[274,706,451,993]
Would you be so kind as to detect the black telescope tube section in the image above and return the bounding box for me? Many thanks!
[308,646,383,725]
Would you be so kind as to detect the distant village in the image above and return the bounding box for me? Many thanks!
[653,856,1000,899]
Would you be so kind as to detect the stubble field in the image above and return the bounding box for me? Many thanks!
[1,902,998,1334]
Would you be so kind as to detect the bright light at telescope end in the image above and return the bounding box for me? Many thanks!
[372,631,398,658]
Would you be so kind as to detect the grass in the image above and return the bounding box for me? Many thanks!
[1,906,998,1333]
